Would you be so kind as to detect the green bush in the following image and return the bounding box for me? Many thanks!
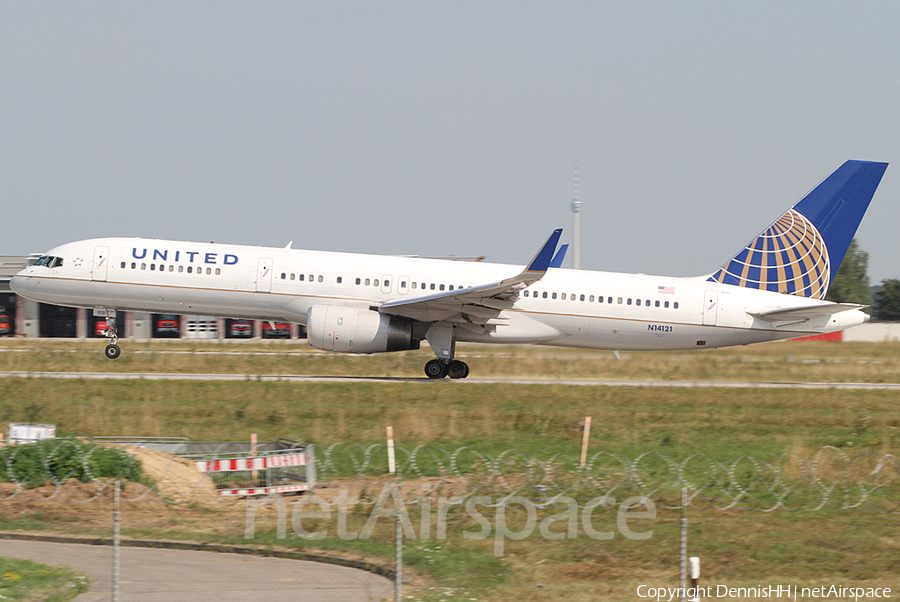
[0,440,143,488]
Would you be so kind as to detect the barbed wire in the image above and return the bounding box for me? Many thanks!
[1,440,898,513]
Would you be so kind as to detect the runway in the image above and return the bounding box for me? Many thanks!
[1,370,898,389]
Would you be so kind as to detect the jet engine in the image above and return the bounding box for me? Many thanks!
[307,305,419,354]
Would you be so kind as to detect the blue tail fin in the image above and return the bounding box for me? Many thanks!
[708,160,888,299]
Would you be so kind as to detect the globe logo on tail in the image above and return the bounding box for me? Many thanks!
[709,209,830,299]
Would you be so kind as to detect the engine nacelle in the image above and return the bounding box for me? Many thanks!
[307,305,419,354]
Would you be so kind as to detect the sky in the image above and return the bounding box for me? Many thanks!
[2,2,898,283]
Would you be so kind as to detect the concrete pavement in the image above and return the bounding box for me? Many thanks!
[0,539,393,601]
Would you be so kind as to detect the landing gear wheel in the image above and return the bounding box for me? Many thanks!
[105,344,121,360]
[424,359,448,379]
[447,360,469,379]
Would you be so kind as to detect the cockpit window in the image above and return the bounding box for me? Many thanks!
[33,256,63,268]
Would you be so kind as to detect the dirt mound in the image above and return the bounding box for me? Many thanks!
[0,478,167,518]
[122,445,218,503]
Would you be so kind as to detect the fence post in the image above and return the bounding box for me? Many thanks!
[112,479,120,602]
[387,426,402,602]
[689,557,701,602]
[579,416,591,470]
[680,487,687,602]
[395,492,403,602]
[251,432,258,486]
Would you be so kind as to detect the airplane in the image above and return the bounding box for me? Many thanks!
[10,160,888,379]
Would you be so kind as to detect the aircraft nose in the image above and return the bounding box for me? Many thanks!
[9,274,28,297]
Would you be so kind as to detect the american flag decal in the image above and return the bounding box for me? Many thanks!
[658,285,674,294]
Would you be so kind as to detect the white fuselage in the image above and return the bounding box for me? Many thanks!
[11,237,866,351]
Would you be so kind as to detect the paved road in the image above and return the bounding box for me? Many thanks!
[0,540,392,602]
[1,370,899,389]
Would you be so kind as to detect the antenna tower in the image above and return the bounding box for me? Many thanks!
[571,160,581,269]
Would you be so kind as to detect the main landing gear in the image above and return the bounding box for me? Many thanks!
[424,358,469,380]
[423,323,469,379]
[101,315,121,360]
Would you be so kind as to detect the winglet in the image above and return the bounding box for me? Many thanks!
[549,244,569,269]
[525,229,563,274]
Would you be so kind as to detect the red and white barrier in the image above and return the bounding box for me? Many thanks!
[192,451,311,497]
[216,483,312,497]
[193,452,307,474]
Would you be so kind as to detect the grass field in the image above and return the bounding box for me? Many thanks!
[2,337,900,383]
[0,339,899,601]
[0,555,87,601]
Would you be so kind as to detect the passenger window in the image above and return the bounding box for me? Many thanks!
[300,274,305,281]
[308,274,313,282]
[543,292,548,298]
[674,302,679,309]
[290,274,295,281]
[373,279,379,286]
[400,281,406,288]
[206,268,211,275]
[635,299,640,306]
[337,277,343,284]
[120,262,126,268]
[355,277,361,285]
[178,266,183,273]
[552,293,557,299]
[580,294,585,301]
[169,265,174,272]
[655,300,660,307]
[150,264,156,271]
[608,297,613,304]
[430,284,435,290]
[385,279,390,287]
[318,275,323,283]
[141,263,147,270]
[131,262,136,269]
[439,284,445,291]
[523,290,529,297]
[187,266,192,273]
[365,278,370,286]
[589,295,594,302]
[215,268,221,275]
[412,282,417,289]
[617,297,622,304]
[281,273,286,280]
[627,298,632,305]
[598,296,604,303]
[449,285,453,291]
[561,293,567,300]
[664,301,669,308]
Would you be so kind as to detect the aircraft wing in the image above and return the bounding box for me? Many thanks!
[378,229,562,325]
[748,302,867,322]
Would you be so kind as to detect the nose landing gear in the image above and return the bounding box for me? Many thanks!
[100,314,121,359]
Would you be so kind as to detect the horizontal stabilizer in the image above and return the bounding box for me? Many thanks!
[749,303,866,321]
